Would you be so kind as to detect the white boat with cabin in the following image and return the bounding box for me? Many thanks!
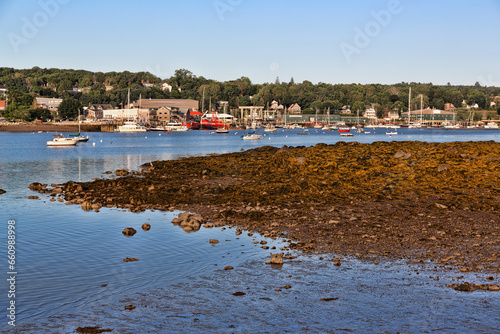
[46,134,78,146]
[117,121,147,133]
[242,133,261,140]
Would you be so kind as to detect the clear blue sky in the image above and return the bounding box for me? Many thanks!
[0,0,499,86]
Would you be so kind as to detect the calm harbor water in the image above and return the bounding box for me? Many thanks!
[1,128,500,333]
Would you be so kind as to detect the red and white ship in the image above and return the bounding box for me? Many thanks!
[201,111,233,130]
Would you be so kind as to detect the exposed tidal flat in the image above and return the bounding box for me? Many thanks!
[1,129,500,333]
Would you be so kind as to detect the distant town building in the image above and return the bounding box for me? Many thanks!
[142,80,155,88]
[288,103,301,114]
[363,105,377,119]
[462,100,479,109]
[35,97,63,111]
[0,101,6,111]
[444,103,455,111]
[339,106,351,114]
[0,85,8,96]
[131,98,199,114]
[387,110,399,121]
[103,108,150,122]
[81,86,92,94]
[104,84,114,91]
[86,104,114,120]
[401,108,456,122]
[490,96,500,107]
[160,83,172,92]
[151,106,179,122]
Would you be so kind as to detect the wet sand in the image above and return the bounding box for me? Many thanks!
[32,141,500,275]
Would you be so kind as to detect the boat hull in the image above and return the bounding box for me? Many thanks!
[47,139,77,146]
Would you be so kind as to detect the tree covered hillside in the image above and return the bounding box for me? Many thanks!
[1,67,499,121]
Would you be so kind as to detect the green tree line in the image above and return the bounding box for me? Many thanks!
[1,67,499,121]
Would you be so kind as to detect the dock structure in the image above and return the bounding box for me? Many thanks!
[238,106,264,126]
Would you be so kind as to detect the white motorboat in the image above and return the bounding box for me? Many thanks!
[165,122,186,131]
[264,124,277,132]
[117,121,147,133]
[484,122,499,129]
[147,126,167,132]
[242,134,261,140]
[216,127,230,134]
[46,134,78,146]
[173,125,189,132]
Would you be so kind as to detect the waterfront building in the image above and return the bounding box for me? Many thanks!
[103,108,150,122]
[86,104,114,120]
[131,98,198,114]
[363,105,377,119]
[150,106,184,123]
[387,110,399,121]
[400,108,457,123]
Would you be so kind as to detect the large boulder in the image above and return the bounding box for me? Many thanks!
[115,169,130,176]
[122,227,137,236]
[28,183,45,191]
[171,212,206,232]
[265,253,284,265]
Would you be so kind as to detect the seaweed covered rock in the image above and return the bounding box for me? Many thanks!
[34,141,500,273]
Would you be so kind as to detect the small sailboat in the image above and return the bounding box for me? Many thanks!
[70,108,90,142]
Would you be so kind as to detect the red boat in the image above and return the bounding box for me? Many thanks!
[338,128,351,132]
[200,111,233,130]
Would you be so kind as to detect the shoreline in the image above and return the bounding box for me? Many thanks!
[0,123,102,132]
[31,141,500,277]
[2,123,500,133]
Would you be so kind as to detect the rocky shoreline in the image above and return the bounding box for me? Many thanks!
[30,141,500,281]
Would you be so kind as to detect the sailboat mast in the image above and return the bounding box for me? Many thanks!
[408,87,411,124]
[420,94,423,124]
[201,87,205,113]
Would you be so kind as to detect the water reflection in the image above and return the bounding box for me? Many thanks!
[1,130,499,332]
